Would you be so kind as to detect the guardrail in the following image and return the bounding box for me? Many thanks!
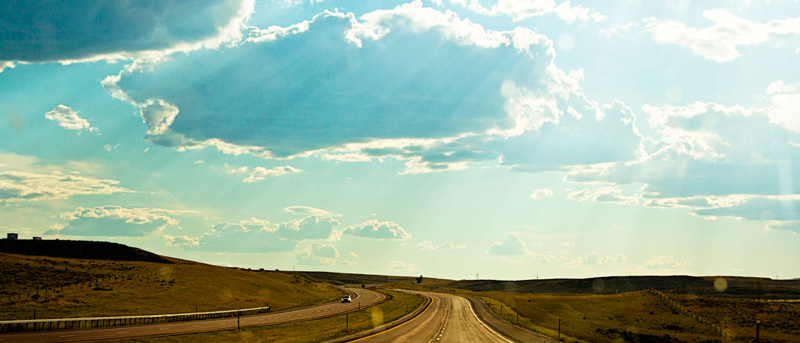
[0,306,270,334]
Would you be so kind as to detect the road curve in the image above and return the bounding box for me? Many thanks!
[0,288,385,343]
[350,291,513,343]
[467,296,557,343]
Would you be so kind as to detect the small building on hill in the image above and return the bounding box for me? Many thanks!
[32,236,42,240]
[6,233,18,240]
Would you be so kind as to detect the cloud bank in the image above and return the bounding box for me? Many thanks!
[0,0,254,62]
[46,206,180,237]
[343,219,411,240]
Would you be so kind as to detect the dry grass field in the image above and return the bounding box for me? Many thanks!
[388,281,800,343]
[671,295,800,342]
[113,290,425,343]
[480,291,720,343]
[0,252,341,320]
[477,291,800,343]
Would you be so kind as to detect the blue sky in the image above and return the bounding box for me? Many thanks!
[2,0,800,280]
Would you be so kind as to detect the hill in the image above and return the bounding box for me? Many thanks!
[0,239,172,263]
[296,271,451,286]
[0,246,341,320]
[445,275,800,299]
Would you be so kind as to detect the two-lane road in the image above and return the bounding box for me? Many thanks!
[0,288,385,343]
[352,291,513,343]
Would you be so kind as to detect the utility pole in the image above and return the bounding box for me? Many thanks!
[237,309,240,331]
[346,313,349,333]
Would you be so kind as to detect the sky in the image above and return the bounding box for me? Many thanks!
[1,0,800,280]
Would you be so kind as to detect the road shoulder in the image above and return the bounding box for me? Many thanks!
[322,293,432,343]
[466,296,558,343]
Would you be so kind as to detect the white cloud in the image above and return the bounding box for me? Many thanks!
[349,251,359,258]
[1,0,255,63]
[105,2,599,177]
[600,21,637,38]
[565,82,800,223]
[0,171,130,204]
[276,216,341,240]
[321,153,372,162]
[562,241,574,247]
[45,105,99,133]
[164,235,200,247]
[296,242,339,265]
[530,188,554,199]
[343,219,411,240]
[174,212,340,253]
[388,260,421,274]
[766,220,800,234]
[0,61,14,73]
[646,10,800,62]
[448,0,604,23]
[229,165,302,183]
[185,219,291,253]
[643,255,684,269]
[284,206,339,217]
[46,206,183,237]
[418,240,466,250]
[488,233,530,255]
[567,186,639,206]
[104,144,120,152]
[567,251,627,267]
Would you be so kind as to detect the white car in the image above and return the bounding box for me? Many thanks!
[341,295,352,303]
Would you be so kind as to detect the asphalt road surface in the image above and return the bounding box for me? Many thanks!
[351,291,514,343]
[0,288,385,343]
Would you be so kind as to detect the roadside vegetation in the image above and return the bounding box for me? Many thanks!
[389,281,800,343]
[672,294,800,342]
[114,290,425,343]
[0,253,340,320]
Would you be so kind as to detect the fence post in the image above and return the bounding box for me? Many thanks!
[558,317,561,340]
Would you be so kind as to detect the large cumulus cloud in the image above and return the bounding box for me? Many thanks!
[106,2,580,158]
[102,1,646,174]
[0,0,254,62]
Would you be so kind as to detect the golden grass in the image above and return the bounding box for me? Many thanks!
[0,253,341,320]
[479,291,724,343]
[110,290,425,343]
[671,294,800,343]
[386,283,751,343]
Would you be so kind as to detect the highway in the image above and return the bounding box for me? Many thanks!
[350,291,515,343]
[0,288,384,343]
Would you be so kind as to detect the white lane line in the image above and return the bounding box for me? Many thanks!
[468,300,514,343]
[60,335,76,338]
[427,298,451,343]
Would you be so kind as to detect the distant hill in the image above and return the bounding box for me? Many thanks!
[296,271,451,286]
[0,239,172,263]
[445,275,800,299]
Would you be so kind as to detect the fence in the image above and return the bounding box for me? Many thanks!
[0,306,270,334]
[648,289,737,341]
